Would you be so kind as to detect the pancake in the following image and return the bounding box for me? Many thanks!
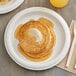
[0,0,9,5]
[18,44,53,61]
[38,17,54,28]
[17,21,51,54]
[15,18,56,62]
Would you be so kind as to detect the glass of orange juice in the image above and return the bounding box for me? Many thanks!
[50,0,69,8]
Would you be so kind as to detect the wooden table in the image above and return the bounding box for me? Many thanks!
[0,0,76,76]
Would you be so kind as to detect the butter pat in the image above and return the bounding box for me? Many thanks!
[29,28,43,42]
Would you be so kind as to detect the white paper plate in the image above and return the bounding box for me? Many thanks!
[4,7,71,70]
[0,0,24,14]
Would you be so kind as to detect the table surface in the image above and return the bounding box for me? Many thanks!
[0,0,76,76]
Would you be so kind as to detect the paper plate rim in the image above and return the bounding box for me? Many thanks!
[4,7,71,70]
[0,0,24,14]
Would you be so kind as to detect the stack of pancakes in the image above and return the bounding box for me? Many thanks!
[15,18,56,61]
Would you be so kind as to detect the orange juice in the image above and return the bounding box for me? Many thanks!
[50,0,69,8]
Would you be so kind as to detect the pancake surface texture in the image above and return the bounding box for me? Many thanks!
[15,18,56,62]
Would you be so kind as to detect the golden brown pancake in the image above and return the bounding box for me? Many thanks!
[38,18,54,28]
[15,18,56,62]
[0,0,9,5]
[18,44,53,61]
[17,21,51,53]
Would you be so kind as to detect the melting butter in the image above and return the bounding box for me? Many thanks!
[28,28,43,42]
